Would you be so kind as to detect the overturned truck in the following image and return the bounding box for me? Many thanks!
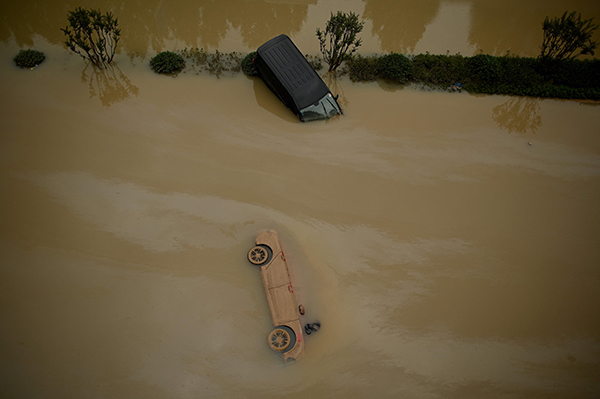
[254,34,342,122]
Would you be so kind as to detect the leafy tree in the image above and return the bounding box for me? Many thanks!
[316,11,364,72]
[61,7,121,68]
[539,11,598,63]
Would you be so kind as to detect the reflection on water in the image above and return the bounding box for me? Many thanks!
[197,0,315,50]
[0,0,315,56]
[413,2,475,55]
[2,1,599,57]
[492,97,542,134]
[364,0,440,54]
[80,63,139,107]
[468,0,600,56]
[322,73,348,109]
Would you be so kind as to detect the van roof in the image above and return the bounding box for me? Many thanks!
[257,34,329,110]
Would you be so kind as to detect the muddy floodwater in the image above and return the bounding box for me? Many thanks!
[1,1,600,398]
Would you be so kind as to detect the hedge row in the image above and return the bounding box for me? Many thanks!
[14,47,600,100]
[345,53,600,100]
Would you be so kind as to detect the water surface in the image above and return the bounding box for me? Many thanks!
[1,1,600,398]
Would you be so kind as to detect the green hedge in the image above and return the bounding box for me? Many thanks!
[346,53,600,100]
[411,53,467,86]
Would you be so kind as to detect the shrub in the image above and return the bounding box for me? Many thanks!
[316,11,364,72]
[241,51,257,76]
[344,51,599,99]
[13,49,46,68]
[544,58,600,88]
[378,53,413,83]
[150,51,186,74]
[467,54,501,83]
[539,11,599,63]
[61,7,120,68]
[412,53,468,86]
[496,55,544,86]
[346,55,380,82]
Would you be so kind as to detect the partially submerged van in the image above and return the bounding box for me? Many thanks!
[254,34,342,122]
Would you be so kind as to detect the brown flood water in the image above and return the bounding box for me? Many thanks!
[1,1,600,398]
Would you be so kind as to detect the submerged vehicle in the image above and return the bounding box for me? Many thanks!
[247,230,305,361]
[254,34,342,122]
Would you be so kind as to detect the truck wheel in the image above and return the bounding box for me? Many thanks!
[268,326,296,352]
[247,245,272,265]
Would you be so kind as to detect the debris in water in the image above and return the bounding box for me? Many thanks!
[451,82,463,91]
[304,322,321,335]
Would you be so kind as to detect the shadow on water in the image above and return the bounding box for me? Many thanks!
[252,76,299,123]
[3,0,599,63]
[196,0,315,50]
[80,63,139,107]
[322,72,349,109]
[468,0,600,55]
[363,0,440,54]
[0,0,314,58]
[361,0,600,56]
[492,96,542,134]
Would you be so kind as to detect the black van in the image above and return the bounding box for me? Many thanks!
[254,34,342,122]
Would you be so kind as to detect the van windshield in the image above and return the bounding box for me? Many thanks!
[299,94,342,122]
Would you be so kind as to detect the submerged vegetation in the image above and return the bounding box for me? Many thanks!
[177,9,599,100]
[335,9,600,99]
[62,7,120,68]
[154,46,599,100]
[173,49,322,78]
[150,51,186,74]
[345,52,600,99]
[241,51,258,76]
[378,53,413,84]
[13,49,46,69]
[38,8,599,100]
[179,48,243,77]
